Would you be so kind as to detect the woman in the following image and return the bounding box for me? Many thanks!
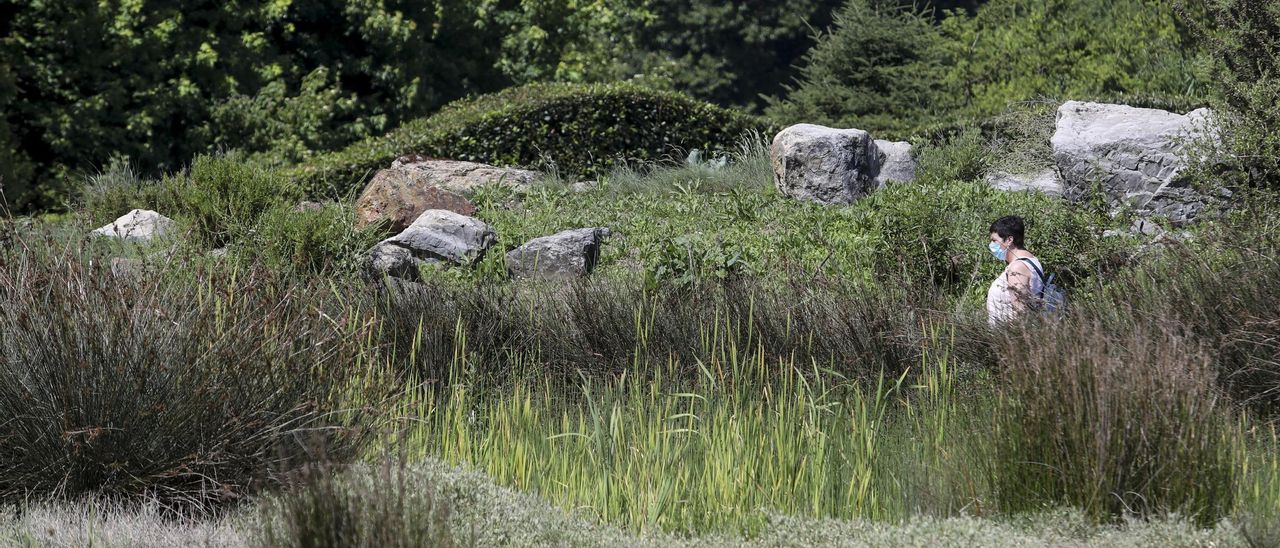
[986,215,1045,326]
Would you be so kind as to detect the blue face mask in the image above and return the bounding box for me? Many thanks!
[989,241,1008,261]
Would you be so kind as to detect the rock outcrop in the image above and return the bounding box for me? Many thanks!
[1051,101,1219,224]
[506,228,610,279]
[365,209,497,280]
[91,209,176,243]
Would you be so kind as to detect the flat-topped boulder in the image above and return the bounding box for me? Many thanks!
[986,168,1065,196]
[365,209,497,280]
[507,228,610,279]
[1051,101,1219,224]
[91,209,176,243]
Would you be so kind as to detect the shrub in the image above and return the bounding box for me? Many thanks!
[849,179,1103,296]
[766,0,952,138]
[993,318,1236,523]
[258,462,459,548]
[0,229,388,512]
[161,154,301,248]
[248,202,384,277]
[286,82,773,199]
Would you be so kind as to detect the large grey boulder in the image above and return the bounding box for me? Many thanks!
[873,140,917,188]
[507,228,610,279]
[365,209,497,280]
[91,209,176,243]
[985,168,1065,196]
[772,124,880,205]
[1051,101,1219,224]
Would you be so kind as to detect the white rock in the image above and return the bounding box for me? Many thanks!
[91,209,175,243]
[1051,101,1220,224]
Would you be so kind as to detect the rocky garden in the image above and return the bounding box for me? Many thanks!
[2,0,1280,546]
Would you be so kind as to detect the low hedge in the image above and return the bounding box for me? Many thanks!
[285,82,774,199]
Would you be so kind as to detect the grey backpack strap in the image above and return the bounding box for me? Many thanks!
[1017,258,1047,297]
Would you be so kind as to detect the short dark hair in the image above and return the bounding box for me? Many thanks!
[990,216,1025,248]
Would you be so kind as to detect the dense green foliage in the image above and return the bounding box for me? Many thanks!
[0,0,664,210]
[288,83,772,199]
[767,1,954,136]
[627,0,843,109]
[771,0,1206,137]
[1186,0,1280,188]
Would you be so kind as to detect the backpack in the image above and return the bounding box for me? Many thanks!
[1017,257,1067,314]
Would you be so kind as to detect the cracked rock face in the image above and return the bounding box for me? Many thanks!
[506,228,610,280]
[1051,101,1221,225]
[365,209,497,280]
[91,209,176,243]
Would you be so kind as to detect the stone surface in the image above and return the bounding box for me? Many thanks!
[91,209,176,243]
[985,168,1065,196]
[1051,101,1219,225]
[370,158,536,196]
[772,124,880,205]
[570,181,598,193]
[506,228,611,279]
[873,140,917,188]
[365,209,497,280]
[356,181,477,234]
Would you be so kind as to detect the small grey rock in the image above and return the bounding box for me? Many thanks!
[507,228,610,279]
[366,209,497,280]
[873,140,917,188]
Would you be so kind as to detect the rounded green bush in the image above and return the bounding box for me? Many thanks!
[285,82,774,199]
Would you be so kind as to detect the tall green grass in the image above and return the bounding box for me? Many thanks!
[401,324,984,534]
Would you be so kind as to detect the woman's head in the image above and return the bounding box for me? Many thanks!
[989,216,1025,250]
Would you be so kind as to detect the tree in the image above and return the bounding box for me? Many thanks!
[630,0,844,110]
[766,0,953,137]
[1181,0,1280,188]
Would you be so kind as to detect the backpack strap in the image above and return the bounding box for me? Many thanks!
[1016,257,1047,298]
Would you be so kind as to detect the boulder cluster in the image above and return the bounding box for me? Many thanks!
[90,100,1224,278]
[772,101,1222,226]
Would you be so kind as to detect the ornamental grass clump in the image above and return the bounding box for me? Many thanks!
[994,318,1236,523]
[0,230,390,513]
